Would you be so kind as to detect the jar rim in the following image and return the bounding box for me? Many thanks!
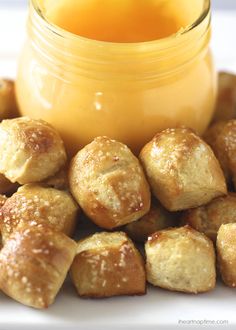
[29,0,211,81]
[31,0,211,47]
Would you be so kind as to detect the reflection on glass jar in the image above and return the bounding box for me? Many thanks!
[16,0,216,156]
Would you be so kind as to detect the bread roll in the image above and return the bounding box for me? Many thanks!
[0,223,77,308]
[124,201,178,243]
[140,128,227,211]
[69,136,150,229]
[182,193,236,241]
[0,184,79,243]
[145,226,216,293]
[204,120,236,188]
[70,232,146,298]
[213,72,236,123]
[0,117,67,184]
[0,79,19,120]
[216,223,236,288]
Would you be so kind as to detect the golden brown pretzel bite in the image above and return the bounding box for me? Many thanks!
[217,223,236,288]
[70,232,146,298]
[204,120,236,188]
[140,127,226,211]
[0,117,67,184]
[0,223,76,309]
[182,193,236,242]
[69,136,150,229]
[0,184,79,243]
[145,226,216,293]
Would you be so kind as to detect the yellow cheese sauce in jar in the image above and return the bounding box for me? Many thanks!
[16,0,216,156]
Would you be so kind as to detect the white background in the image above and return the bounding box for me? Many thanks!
[1,0,236,77]
[0,0,234,8]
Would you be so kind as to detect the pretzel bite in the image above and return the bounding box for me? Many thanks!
[140,128,226,211]
[0,117,67,184]
[0,223,76,308]
[216,223,236,288]
[0,184,79,243]
[182,193,236,242]
[70,232,146,298]
[213,72,236,123]
[145,226,216,293]
[124,202,178,243]
[0,79,19,120]
[69,136,150,229]
[204,120,236,187]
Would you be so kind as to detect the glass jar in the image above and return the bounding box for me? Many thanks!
[16,0,216,156]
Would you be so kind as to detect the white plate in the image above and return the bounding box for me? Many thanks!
[0,5,236,330]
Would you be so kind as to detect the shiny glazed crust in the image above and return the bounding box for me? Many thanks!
[0,184,79,243]
[145,226,216,293]
[182,193,236,241]
[0,223,77,309]
[217,223,236,288]
[140,128,227,211]
[69,136,151,229]
[70,232,146,298]
[0,117,67,184]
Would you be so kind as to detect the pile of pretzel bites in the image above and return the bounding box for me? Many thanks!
[0,72,236,309]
